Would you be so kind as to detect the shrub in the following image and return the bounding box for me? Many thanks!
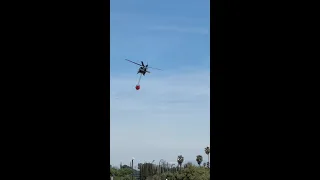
[147,165,210,180]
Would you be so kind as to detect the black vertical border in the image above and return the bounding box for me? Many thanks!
[209,0,315,179]
[7,0,112,178]
[210,0,227,178]
[104,0,111,177]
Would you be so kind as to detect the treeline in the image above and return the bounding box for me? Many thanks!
[110,146,210,180]
[110,165,134,179]
[110,163,210,180]
[140,163,209,180]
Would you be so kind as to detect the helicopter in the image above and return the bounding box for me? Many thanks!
[125,59,162,90]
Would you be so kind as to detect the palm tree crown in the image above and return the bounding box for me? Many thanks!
[196,155,203,166]
[177,155,184,169]
[205,146,210,155]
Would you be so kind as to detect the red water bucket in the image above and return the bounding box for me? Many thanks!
[135,85,140,90]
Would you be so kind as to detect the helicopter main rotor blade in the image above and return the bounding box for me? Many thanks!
[141,61,145,66]
[148,67,162,70]
[125,59,142,66]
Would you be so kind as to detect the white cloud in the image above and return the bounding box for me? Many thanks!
[110,69,210,165]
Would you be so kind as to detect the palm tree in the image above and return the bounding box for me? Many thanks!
[177,155,184,171]
[205,146,210,166]
[170,164,175,173]
[196,155,203,166]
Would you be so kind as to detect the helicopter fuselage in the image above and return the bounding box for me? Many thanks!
[137,67,150,76]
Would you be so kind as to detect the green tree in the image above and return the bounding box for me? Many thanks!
[110,165,133,178]
[177,155,184,171]
[196,155,203,166]
[110,167,118,176]
[184,162,193,168]
[137,164,210,180]
[165,165,210,180]
[140,163,157,179]
[204,146,210,166]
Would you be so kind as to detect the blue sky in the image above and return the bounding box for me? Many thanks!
[110,0,210,167]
